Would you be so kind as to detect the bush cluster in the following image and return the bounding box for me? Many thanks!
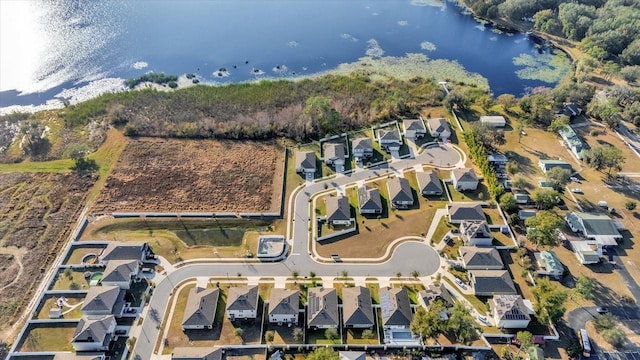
[462,128,504,200]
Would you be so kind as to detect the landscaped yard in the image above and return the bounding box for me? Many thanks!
[345,328,379,345]
[18,322,77,352]
[263,315,305,345]
[35,294,85,320]
[446,183,491,202]
[51,269,91,291]
[307,328,342,345]
[63,245,107,265]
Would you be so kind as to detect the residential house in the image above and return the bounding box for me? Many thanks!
[426,117,451,141]
[71,315,116,352]
[403,118,427,140]
[488,154,509,170]
[352,137,373,160]
[534,250,565,278]
[480,116,506,128]
[469,270,517,296]
[323,143,345,170]
[100,242,151,263]
[387,177,414,209]
[558,125,586,160]
[100,259,140,290]
[339,352,366,360]
[295,151,317,174]
[538,159,572,174]
[325,195,352,226]
[226,285,259,320]
[416,170,443,196]
[342,286,374,329]
[489,295,531,329]
[378,128,402,151]
[571,241,602,265]
[418,284,455,309]
[379,287,413,329]
[514,193,530,205]
[451,168,479,191]
[518,209,536,221]
[172,347,223,360]
[460,220,493,246]
[459,246,504,270]
[565,212,622,246]
[357,186,383,214]
[268,289,299,325]
[182,287,219,330]
[563,103,582,118]
[307,287,339,329]
[447,203,486,224]
[81,285,125,317]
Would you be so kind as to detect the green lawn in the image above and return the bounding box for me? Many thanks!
[345,328,379,345]
[0,159,74,173]
[446,183,491,202]
[51,270,91,291]
[431,217,455,245]
[35,294,85,319]
[442,236,464,260]
[19,323,77,352]
[307,329,342,344]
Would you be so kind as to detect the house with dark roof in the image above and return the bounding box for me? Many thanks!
[342,286,374,329]
[226,285,259,320]
[460,220,493,246]
[72,315,116,352]
[538,159,573,174]
[418,284,455,309]
[357,186,383,214]
[426,117,451,141]
[182,287,219,330]
[469,270,517,296]
[488,154,509,169]
[416,170,443,196]
[489,295,531,329]
[100,242,150,263]
[378,128,402,151]
[325,195,352,226]
[387,177,414,209]
[81,285,125,317]
[307,287,339,329]
[379,287,412,329]
[563,103,582,118]
[352,137,373,160]
[565,212,622,246]
[172,347,223,360]
[480,115,506,128]
[100,259,140,290]
[295,151,317,174]
[268,289,299,325]
[403,118,427,140]
[447,204,486,224]
[323,143,345,170]
[451,168,479,191]
[459,246,504,270]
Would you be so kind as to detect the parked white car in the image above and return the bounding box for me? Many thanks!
[454,277,467,290]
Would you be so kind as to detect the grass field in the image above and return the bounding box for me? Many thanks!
[18,323,77,352]
[35,294,85,320]
[51,269,91,291]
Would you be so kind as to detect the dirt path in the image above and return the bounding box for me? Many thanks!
[0,246,26,291]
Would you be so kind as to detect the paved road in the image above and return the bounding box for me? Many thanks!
[612,249,640,307]
[131,143,463,359]
[616,122,640,158]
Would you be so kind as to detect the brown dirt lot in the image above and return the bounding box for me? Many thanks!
[0,172,94,342]
[91,138,284,214]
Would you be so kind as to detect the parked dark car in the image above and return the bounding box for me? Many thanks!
[115,329,127,335]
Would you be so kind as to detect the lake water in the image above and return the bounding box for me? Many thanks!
[0,0,569,113]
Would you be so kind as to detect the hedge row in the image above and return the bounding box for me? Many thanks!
[462,128,504,200]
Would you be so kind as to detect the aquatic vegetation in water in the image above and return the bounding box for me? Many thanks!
[272,64,288,74]
[410,0,444,7]
[398,20,408,26]
[333,53,489,89]
[286,40,299,47]
[251,68,265,76]
[340,33,359,42]
[365,39,385,58]
[513,52,571,84]
[420,41,436,51]
[132,61,148,70]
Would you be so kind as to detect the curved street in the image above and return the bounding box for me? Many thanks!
[132,143,464,359]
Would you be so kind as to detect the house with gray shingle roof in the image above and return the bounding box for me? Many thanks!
[387,177,414,209]
[447,204,486,224]
[416,170,443,196]
[100,242,150,262]
[426,117,451,141]
[172,347,223,360]
[460,220,493,246]
[340,352,366,360]
[403,118,427,140]
[268,289,299,325]
[226,285,259,320]
[81,285,125,317]
[323,143,345,168]
[352,137,373,160]
[565,212,622,246]
[182,287,219,330]
[459,246,503,270]
[342,286,374,329]
[489,295,531,329]
[325,195,352,225]
[418,284,455,309]
[378,128,402,151]
[295,151,317,174]
[357,186,383,214]
[307,287,339,329]
[72,315,116,352]
[451,168,479,191]
[469,270,517,296]
[101,259,140,290]
[379,287,412,329]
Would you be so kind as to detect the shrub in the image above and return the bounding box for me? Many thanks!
[625,201,636,211]
[325,328,338,340]
[601,328,626,347]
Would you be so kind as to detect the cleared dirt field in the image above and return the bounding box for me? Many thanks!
[0,173,94,341]
[91,138,284,214]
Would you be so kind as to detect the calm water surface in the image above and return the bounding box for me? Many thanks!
[0,0,567,112]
